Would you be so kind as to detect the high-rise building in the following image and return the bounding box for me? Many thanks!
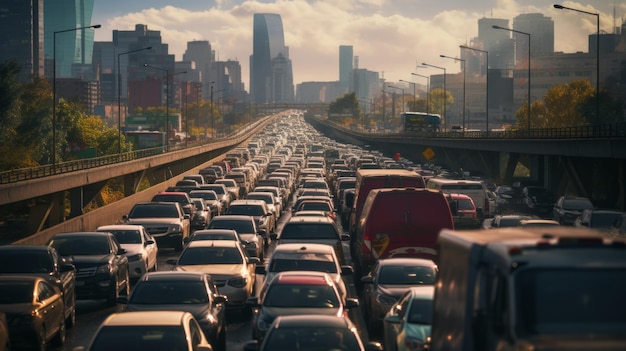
[44,0,96,78]
[183,40,213,98]
[339,45,353,92]
[0,0,44,82]
[250,13,293,103]
[475,18,515,70]
[512,13,554,64]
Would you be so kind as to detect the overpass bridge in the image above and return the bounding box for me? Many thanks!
[306,116,626,211]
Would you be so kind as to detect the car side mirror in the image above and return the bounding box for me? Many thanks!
[145,240,155,246]
[214,294,228,304]
[340,265,353,275]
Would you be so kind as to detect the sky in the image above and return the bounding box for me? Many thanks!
[92,0,625,89]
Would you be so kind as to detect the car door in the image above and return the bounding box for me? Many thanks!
[36,280,64,341]
[51,250,75,321]
[141,228,158,271]
[109,236,129,291]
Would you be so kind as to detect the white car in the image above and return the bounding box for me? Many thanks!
[96,224,159,278]
[167,240,259,311]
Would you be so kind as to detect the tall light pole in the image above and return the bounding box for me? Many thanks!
[210,81,216,139]
[440,55,466,131]
[399,79,417,111]
[117,46,151,155]
[144,64,187,151]
[422,62,447,130]
[52,24,100,167]
[412,73,430,114]
[460,45,489,132]
[554,4,600,122]
[493,25,531,132]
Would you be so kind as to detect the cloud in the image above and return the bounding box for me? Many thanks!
[94,0,617,88]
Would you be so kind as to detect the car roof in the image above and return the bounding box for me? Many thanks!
[192,229,238,235]
[286,216,335,224]
[97,224,145,231]
[230,199,267,206]
[186,240,240,248]
[210,215,255,222]
[273,271,332,286]
[101,311,191,326]
[140,271,209,282]
[272,243,335,254]
[377,257,437,267]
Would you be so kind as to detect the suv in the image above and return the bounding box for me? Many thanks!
[227,200,275,246]
[124,201,191,251]
[151,191,196,219]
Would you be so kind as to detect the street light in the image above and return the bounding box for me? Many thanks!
[493,24,531,132]
[422,62,447,130]
[399,79,417,111]
[460,45,489,132]
[554,4,600,122]
[411,73,430,114]
[117,46,151,155]
[440,54,466,131]
[52,24,100,167]
[144,64,187,151]
[210,82,216,139]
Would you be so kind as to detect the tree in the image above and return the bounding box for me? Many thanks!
[328,92,361,123]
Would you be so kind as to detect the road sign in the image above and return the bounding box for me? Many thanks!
[422,147,435,160]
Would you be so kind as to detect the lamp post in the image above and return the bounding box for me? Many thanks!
[412,73,430,114]
[399,79,417,111]
[144,64,187,151]
[117,46,151,155]
[460,45,489,132]
[52,24,100,167]
[440,55,466,131]
[422,62,447,130]
[554,4,600,121]
[210,82,216,139]
[493,25,531,132]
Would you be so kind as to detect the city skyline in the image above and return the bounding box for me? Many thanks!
[92,0,623,88]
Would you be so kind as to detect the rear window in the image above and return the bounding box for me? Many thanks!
[208,219,254,233]
[280,223,338,240]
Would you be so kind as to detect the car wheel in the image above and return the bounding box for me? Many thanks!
[52,319,66,347]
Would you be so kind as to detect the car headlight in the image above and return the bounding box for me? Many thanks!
[96,263,113,274]
[127,254,142,262]
[375,292,396,306]
[170,224,183,233]
[405,337,427,350]
[228,276,248,288]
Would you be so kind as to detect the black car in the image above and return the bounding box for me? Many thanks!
[119,271,228,351]
[522,186,557,216]
[0,245,77,328]
[553,196,594,225]
[48,232,130,305]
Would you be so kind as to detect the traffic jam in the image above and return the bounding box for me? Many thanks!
[1,111,625,351]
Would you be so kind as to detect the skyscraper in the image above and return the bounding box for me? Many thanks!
[44,0,96,78]
[339,45,353,93]
[513,13,554,64]
[250,13,293,103]
[0,0,44,82]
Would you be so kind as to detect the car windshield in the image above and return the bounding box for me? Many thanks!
[50,236,110,256]
[298,202,331,212]
[0,281,34,303]
[89,326,186,351]
[129,281,208,304]
[228,205,266,216]
[280,224,338,240]
[563,199,593,210]
[0,252,53,273]
[264,327,360,351]
[270,258,337,274]
[130,204,179,218]
[264,285,339,308]
[108,230,142,244]
[456,199,475,211]
[208,219,254,233]
[516,268,626,336]
[378,266,436,285]
[407,298,434,324]
[178,247,243,265]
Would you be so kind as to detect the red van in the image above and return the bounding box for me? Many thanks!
[352,188,454,278]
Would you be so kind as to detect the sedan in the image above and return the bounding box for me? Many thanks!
[167,240,259,311]
[191,198,212,230]
[119,272,227,351]
[361,258,437,333]
[85,311,213,351]
[383,286,434,351]
[553,196,594,225]
[207,215,265,260]
[0,276,66,350]
[96,224,159,279]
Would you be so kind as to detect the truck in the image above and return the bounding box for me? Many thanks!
[431,226,626,351]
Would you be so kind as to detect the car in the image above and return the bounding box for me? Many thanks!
[253,186,284,213]
[522,186,557,216]
[198,184,232,211]
[214,178,241,201]
[118,272,228,351]
[483,214,536,229]
[85,311,214,351]
[246,191,281,220]
[189,190,223,218]
[493,185,525,211]
[245,315,383,351]
[573,209,625,230]
[0,245,77,328]
[191,198,212,230]
[273,216,349,264]
[167,240,259,311]
[517,219,561,227]
[293,199,337,221]
[96,224,159,278]
[247,271,359,342]
[383,286,435,351]
[151,191,197,219]
[0,275,67,350]
[258,243,352,301]
[553,196,594,225]
[447,193,480,229]
[226,200,276,244]
[47,231,131,305]
[123,201,191,251]
[361,258,437,333]
[207,215,265,260]
[184,228,250,248]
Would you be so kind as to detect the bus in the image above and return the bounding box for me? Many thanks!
[124,130,166,150]
[402,112,441,133]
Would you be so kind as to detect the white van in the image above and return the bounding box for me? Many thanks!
[426,178,492,219]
